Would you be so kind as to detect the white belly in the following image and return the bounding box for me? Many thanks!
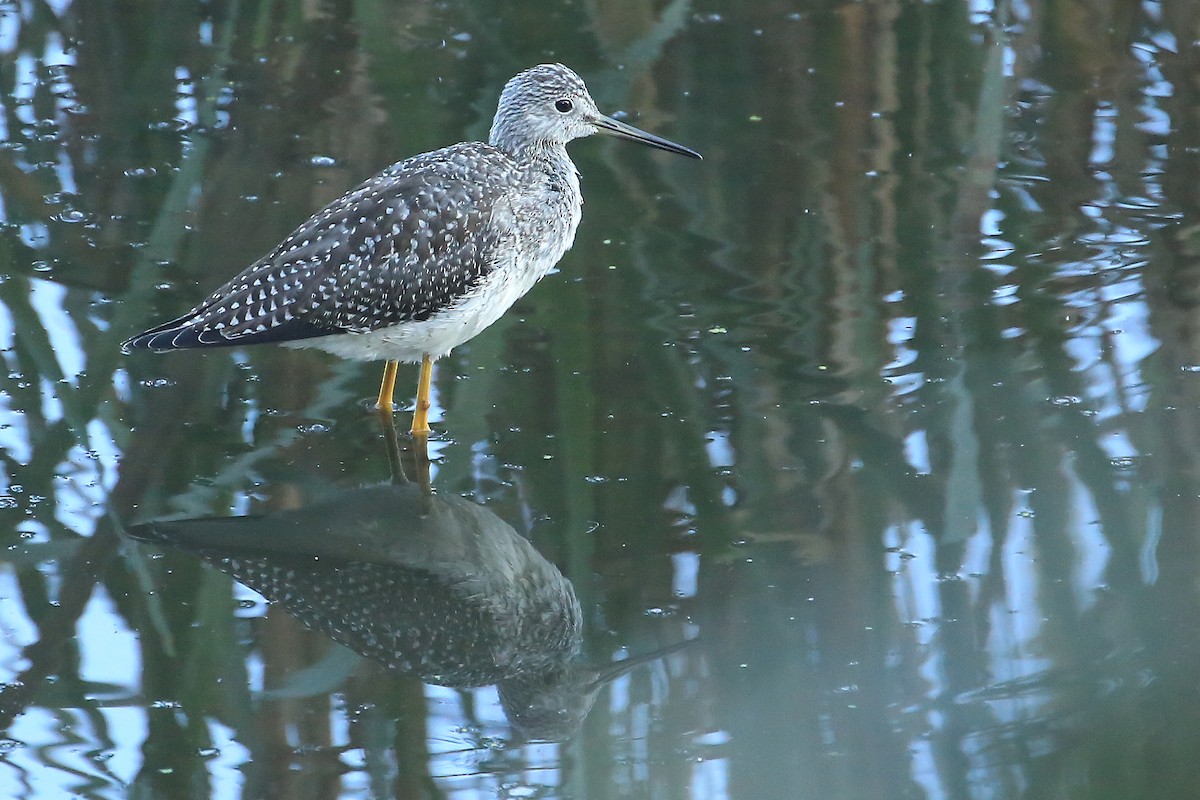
[287,167,581,365]
[284,256,546,363]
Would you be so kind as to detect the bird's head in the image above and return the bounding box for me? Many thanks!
[489,63,701,160]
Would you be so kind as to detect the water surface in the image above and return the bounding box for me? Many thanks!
[3,1,1200,798]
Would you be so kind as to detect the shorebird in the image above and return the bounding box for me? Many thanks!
[131,480,692,740]
[123,64,701,435]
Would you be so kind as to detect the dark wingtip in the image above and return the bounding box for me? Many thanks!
[122,317,335,353]
[121,332,154,354]
[121,328,182,353]
[121,322,215,353]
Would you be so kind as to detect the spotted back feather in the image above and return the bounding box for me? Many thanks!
[123,63,698,361]
[122,142,520,353]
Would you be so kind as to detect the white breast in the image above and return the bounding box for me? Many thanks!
[287,153,583,365]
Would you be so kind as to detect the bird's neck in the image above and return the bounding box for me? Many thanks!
[493,140,576,189]
[525,141,577,177]
[489,125,574,170]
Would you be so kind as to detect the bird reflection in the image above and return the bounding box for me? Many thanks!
[129,434,686,740]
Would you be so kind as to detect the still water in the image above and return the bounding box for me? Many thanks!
[3,0,1200,798]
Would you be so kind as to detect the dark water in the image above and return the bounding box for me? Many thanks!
[3,0,1200,798]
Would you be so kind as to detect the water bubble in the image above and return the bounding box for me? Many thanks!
[309,155,337,167]
[1050,394,1082,407]
[32,120,60,140]
[56,209,88,224]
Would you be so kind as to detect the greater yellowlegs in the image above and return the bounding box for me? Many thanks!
[130,480,693,739]
[122,64,701,435]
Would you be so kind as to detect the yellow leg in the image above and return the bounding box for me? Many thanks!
[377,405,405,483]
[377,408,430,495]
[412,435,432,496]
[411,353,433,437]
[377,359,399,412]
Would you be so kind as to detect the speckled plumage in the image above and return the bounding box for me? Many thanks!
[130,482,692,740]
[122,64,700,365]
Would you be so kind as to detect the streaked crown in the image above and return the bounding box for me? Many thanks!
[488,63,600,155]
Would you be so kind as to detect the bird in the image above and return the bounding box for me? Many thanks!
[122,64,701,436]
[129,480,693,740]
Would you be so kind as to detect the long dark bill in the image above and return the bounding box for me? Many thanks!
[593,114,702,159]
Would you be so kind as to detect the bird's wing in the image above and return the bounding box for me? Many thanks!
[123,144,520,351]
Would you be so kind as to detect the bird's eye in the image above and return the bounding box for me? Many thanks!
[555,99,573,113]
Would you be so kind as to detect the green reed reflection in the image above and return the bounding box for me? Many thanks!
[3,0,1200,798]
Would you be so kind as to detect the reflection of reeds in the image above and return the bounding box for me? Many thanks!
[604,1,1200,797]
[3,1,708,794]
[5,0,1200,796]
